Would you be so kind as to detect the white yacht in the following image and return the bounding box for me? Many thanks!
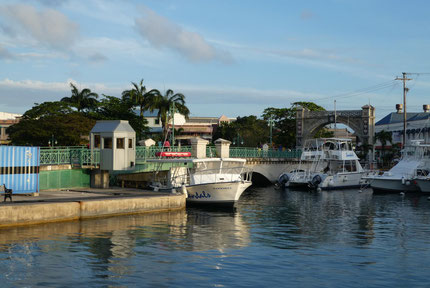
[148,157,253,206]
[368,140,430,193]
[278,138,366,190]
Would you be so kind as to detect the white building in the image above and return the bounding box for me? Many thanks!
[375,105,430,147]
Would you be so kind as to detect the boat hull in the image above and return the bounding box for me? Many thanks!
[286,172,364,190]
[370,177,419,193]
[186,181,252,205]
[415,178,430,193]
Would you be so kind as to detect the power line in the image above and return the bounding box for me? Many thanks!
[311,80,399,102]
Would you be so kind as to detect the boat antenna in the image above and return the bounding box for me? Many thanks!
[334,100,337,135]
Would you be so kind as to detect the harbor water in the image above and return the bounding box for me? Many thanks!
[1,186,430,287]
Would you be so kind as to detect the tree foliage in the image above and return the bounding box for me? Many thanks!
[213,116,269,147]
[61,83,99,113]
[153,89,190,137]
[96,95,149,139]
[7,102,95,146]
[121,79,160,117]
[261,102,330,148]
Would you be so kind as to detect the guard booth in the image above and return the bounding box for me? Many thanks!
[89,120,136,188]
[0,146,40,194]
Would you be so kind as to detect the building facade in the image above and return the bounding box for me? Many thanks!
[375,105,430,147]
[0,112,21,144]
[141,109,235,143]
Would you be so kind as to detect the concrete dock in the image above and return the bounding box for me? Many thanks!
[0,188,186,228]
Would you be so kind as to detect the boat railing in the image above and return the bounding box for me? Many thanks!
[168,166,253,187]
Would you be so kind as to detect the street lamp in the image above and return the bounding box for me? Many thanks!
[48,134,57,148]
[268,116,275,146]
[169,103,176,147]
[233,134,244,146]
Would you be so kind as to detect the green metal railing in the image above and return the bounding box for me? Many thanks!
[229,147,301,159]
[40,146,301,166]
[135,146,192,159]
[40,147,100,166]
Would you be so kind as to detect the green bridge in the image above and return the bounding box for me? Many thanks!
[40,146,301,166]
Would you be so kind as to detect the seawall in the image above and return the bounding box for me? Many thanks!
[0,194,186,228]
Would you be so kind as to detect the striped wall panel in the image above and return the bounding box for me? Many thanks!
[0,146,40,194]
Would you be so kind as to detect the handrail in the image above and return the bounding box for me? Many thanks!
[40,145,301,166]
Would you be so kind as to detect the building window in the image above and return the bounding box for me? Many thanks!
[94,135,101,148]
[103,137,112,149]
[128,138,133,149]
[155,118,160,125]
[117,138,125,149]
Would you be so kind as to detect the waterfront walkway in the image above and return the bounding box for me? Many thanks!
[0,188,186,228]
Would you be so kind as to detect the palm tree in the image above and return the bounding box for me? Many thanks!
[121,79,160,117]
[61,83,99,112]
[154,89,190,137]
[375,130,392,167]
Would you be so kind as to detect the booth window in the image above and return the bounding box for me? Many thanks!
[103,137,112,149]
[94,135,101,148]
[128,138,133,149]
[117,138,125,149]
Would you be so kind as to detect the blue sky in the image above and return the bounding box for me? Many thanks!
[1,0,430,121]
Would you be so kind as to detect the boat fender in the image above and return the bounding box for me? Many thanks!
[401,177,405,185]
[406,180,411,186]
[181,185,188,197]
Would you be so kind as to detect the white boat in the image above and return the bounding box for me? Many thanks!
[148,157,252,206]
[278,138,366,190]
[368,140,430,193]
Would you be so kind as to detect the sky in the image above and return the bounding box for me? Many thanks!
[1,0,430,122]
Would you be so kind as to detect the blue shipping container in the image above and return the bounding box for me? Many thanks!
[0,146,40,194]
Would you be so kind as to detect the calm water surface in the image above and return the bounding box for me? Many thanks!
[1,187,430,287]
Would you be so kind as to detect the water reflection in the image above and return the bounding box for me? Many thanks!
[2,187,430,287]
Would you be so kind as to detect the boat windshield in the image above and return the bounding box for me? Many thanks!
[303,138,353,152]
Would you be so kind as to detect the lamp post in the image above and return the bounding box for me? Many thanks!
[48,134,57,148]
[268,116,275,147]
[169,103,176,147]
[233,134,244,146]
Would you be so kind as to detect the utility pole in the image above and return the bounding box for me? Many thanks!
[395,72,412,147]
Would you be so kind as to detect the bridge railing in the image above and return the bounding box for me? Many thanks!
[40,146,301,166]
[136,146,301,160]
[229,147,301,159]
[40,147,100,166]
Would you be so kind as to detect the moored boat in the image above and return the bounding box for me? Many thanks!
[278,138,366,190]
[367,140,430,193]
[148,158,252,206]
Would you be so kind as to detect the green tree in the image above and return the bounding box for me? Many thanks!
[262,102,332,148]
[97,95,149,139]
[153,89,190,137]
[213,116,268,147]
[7,102,95,146]
[121,79,160,117]
[61,83,99,112]
[375,130,393,167]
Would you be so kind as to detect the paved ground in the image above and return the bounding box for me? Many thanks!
[0,187,170,204]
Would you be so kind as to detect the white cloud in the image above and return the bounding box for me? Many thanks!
[0,78,126,94]
[135,6,232,63]
[0,45,15,60]
[0,4,79,50]
[88,52,108,63]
